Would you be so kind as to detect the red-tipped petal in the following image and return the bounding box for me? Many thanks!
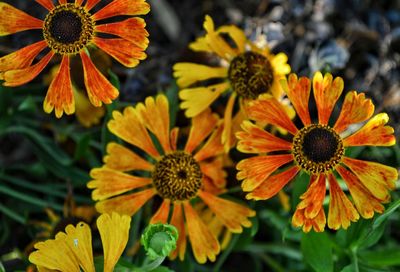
[35,0,54,10]
[0,3,43,36]
[93,0,150,21]
[150,200,170,224]
[85,0,101,10]
[58,0,67,4]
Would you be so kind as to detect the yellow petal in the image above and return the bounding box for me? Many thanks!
[173,63,227,88]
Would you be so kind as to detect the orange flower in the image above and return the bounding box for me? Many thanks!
[88,94,255,263]
[173,15,291,151]
[0,0,149,117]
[236,72,398,232]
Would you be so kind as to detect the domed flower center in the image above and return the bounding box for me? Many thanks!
[292,124,344,174]
[228,52,274,99]
[152,151,203,201]
[43,4,94,54]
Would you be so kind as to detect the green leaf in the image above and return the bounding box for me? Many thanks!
[165,82,179,128]
[291,172,309,208]
[340,264,355,272]
[359,248,400,267]
[372,198,400,230]
[301,231,333,272]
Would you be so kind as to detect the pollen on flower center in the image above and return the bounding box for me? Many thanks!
[43,4,94,55]
[152,151,203,201]
[228,52,274,99]
[292,124,344,174]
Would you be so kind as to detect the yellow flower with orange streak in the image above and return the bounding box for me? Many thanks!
[236,72,398,232]
[87,94,255,263]
[0,0,149,117]
[173,15,291,151]
[29,212,130,272]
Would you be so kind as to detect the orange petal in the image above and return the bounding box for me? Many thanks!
[93,37,146,68]
[95,188,156,216]
[96,18,148,48]
[333,91,374,133]
[296,174,326,219]
[0,3,43,36]
[202,176,226,196]
[312,72,344,125]
[35,0,55,10]
[183,202,220,264]
[93,0,150,21]
[58,0,67,4]
[170,127,179,151]
[0,40,47,72]
[199,158,226,189]
[104,143,154,171]
[236,120,292,153]
[221,92,237,152]
[327,173,359,230]
[3,51,54,87]
[85,0,101,11]
[342,157,397,201]
[150,199,170,224]
[80,51,119,106]
[173,62,228,88]
[88,167,152,200]
[292,206,326,233]
[247,94,298,135]
[194,123,224,162]
[343,113,396,147]
[185,108,218,153]
[246,166,300,200]
[237,154,294,192]
[108,106,160,158]
[43,56,74,118]
[75,0,84,6]
[336,165,385,219]
[280,74,311,126]
[199,190,255,233]
[135,95,171,153]
[170,204,187,261]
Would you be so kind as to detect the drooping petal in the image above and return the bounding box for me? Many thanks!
[0,3,43,36]
[85,0,101,11]
[199,190,255,233]
[43,56,74,118]
[280,74,311,126]
[3,51,54,87]
[29,232,79,272]
[135,95,171,153]
[194,123,224,162]
[88,167,152,200]
[342,157,397,201]
[292,206,326,233]
[312,72,344,125]
[183,202,220,264]
[236,120,293,154]
[199,157,226,189]
[96,18,149,48]
[327,173,359,230]
[35,0,54,10]
[237,154,294,192]
[80,51,119,107]
[296,174,326,219]
[221,92,237,153]
[93,37,146,68]
[333,91,374,133]
[246,166,300,200]
[170,204,187,261]
[343,113,396,147]
[173,63,227,88]
[97,213,131,272]
[336,165,385,218]
[108,106,160,158]
[247,94,298,135]
[185,108,218,153]
[150,200,170,224]
[95,188,156,215]
[180,82,229,117]
[64,223,95,272]
[74,88,106,127]
[92,0,150,21]
[0,40,46,72]
[104,143,154,171]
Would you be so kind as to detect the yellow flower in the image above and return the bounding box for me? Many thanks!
[236,72,397,232]
[29,212,131,272]
[88,94,255,263]
[173,15,291,151]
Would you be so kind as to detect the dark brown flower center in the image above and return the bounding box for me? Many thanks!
[49,10,83,44]
[292,124,344,174]
[152,151,203,201]
[228,52,274,99]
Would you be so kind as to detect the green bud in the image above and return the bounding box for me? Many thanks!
[141,223,178,260]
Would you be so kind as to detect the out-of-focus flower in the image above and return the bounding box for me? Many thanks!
[309,40,350,73]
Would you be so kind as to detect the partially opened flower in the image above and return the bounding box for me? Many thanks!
[173,15,291,151]
[236,72,398,232]
[88,94,255,263]
[29,212,131,272]
[0,0,149,117]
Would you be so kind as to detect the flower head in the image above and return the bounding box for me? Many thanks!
[141,223,178,260]
[173,15,291,151]
[236,72,397,232]
[88,94,255,263]
[0,0,149,117]
[29,212,131,272]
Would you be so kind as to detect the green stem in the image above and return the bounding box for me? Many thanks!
[351,247,359,272]
[258,253,285,272]
[213,233,240,272]
[0,203,25,224]
[141,256,165,272]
